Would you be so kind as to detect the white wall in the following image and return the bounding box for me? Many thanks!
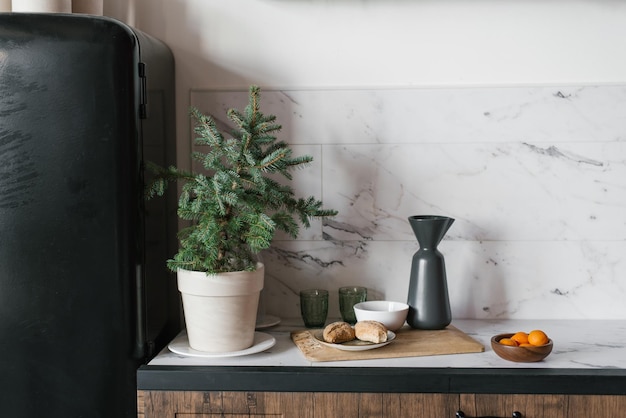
[105,0,626,162]
[104,0,626,320]
[106,0,626,88]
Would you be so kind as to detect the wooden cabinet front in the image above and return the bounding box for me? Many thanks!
[138,391,313,417]
[138,392,456,418]
[138,391,626,418]
[458,394,567,418]
[567,395,626,418]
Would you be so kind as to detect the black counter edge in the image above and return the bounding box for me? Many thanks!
[137,366,626,395]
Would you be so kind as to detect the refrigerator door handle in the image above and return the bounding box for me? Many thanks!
[134,264,147,359]
[138,62,147,119]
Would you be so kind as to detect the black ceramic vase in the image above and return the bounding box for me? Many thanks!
[406,215,455,330]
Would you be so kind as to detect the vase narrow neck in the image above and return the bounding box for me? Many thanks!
[408,215,454,249]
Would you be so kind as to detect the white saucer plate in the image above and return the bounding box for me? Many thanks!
[312,330,396,351]
[255,314,281,329]
[168,331,276,358]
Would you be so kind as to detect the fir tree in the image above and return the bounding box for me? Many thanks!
[147,85,337,274]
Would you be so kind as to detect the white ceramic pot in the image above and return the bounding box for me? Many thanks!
[11,0,71,13]
[177,263,264,353]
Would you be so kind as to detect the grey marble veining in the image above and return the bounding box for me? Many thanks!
[191,86,626,145]
[148,319,626,369]
[190,86,626,320]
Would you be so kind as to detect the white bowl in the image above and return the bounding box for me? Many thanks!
[353,301,409,331]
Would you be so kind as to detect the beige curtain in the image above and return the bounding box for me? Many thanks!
[8,0,103,14]
[72,0,103,15]
[11,0,72,12]
[0,0,11,12]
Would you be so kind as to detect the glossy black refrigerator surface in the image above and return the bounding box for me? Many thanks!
[0,14,179,417]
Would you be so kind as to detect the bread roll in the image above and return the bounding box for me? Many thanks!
[323,321,356,343]
[355,320,388,343]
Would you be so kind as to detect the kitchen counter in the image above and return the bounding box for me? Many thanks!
[137,319,626,395]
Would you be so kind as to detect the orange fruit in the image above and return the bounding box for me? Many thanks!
[519,343,533,347]
[511,331,529,345]
[499,338,518,346]
[528,329,549,346]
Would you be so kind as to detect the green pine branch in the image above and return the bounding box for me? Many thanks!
[146,85,337,274]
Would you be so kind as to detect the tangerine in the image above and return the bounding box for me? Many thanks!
[499,338,518,346]
[528,329,549,346]
[511,331,529,345]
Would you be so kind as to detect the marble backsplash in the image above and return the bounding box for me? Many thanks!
[190,85,626,320]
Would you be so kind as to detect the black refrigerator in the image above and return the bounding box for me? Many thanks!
[0,13,180,417]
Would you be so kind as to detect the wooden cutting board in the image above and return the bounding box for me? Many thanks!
[291,324,484,362]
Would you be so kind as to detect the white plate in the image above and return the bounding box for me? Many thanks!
[168,331,276,358]
[255,314,281,329]
[312,330,396,351]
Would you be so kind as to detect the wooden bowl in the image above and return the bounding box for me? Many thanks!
[491,333,553,362]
